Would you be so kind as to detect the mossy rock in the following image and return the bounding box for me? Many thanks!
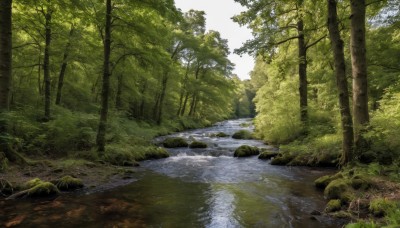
[189,141,208,148]
[234,145,260,157]
[232,130,253,140]
[163,137,188,148]
[258,151,279,160]
[330,211,354,219]
[314,173,343,189]
[351,175,372,190]
[54,175,84,191]
[24,178,43,189]
[369,198,396,217]
[324,178,350,200]
[0,179,13,195]
[211,132,229,137]
[270,153,295,165]
[27,182,60,197]
[325,199,342,213]
[144,147,170,160]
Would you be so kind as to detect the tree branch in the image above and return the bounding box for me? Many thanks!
[305,34,327,50]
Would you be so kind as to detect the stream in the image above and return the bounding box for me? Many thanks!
[1,119,339,227]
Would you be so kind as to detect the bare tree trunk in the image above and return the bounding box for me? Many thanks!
[177,61,191,116]
[350,0,369,155]
[115,74,123,110]
[43,2,52,121]
[55,25,74,105]
[180,92,189,116]
[139,79,147,119]
[96,0,112,152]
[0,0,12,112]
[156,72,168,125]
[327,0,354,165]
[298,19,308,124]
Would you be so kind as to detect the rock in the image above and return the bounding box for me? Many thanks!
[234,145,260,157]
[351,175,372,190]
[232,130,253,140]
[314,173,343,189]
[310,210,321,216]
[325,199,342,213]
[24,178,43,189]
[211,132,229,137]
[53,175,84,191]
[324,178,350,200]
[144,147,170,160]
[270,153,295,165]
[258,151,279,160]
[27,182,60,197]
[0,179,13,196]
[162,137,188,148]
[189,141,208,148]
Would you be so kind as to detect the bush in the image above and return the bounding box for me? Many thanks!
[234,145,260,157]
[232,130,253,139]
[163,137,188,148]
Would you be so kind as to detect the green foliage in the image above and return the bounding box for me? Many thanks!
[0,152,8,171]
[232,130,253,139]
[369,198,397,217]
[163,137,188,148]
[234,145,260,157]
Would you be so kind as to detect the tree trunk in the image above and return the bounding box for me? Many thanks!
[96,0,112,152]
[180,92,189,116]
[177,60,191,116]
[156,72,169,125]
[350,0,369,154]
[43,4,52,121]
[297,19,308,124]
[55,25,74,105]
[0,0,12,112]
[115,74,123,110]
[188,93,197,116]
[139,79,147,119]
[327,0,354,165]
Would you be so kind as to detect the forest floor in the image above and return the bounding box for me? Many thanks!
[0,158,142,198]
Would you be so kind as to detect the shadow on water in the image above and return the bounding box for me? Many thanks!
[1,119,340,227]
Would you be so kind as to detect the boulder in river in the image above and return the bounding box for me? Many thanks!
[234,145,260,157]
[258,150,279,160]
[189,141,208,148]
[210,132,229,137]
[163,137,188,148]
[232,130,253,140]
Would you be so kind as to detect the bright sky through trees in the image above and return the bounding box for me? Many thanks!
[174,0,254,80]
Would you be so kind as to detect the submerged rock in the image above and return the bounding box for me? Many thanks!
[189,141,208,148]
[163,137,188,148]
[232,130,253,140]
[234,145,260,157]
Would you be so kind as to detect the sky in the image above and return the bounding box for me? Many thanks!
[174,0,254,80]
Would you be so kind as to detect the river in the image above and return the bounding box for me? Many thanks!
[1,119,339,227]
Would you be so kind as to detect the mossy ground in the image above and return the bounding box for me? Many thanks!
[314,163,400,227]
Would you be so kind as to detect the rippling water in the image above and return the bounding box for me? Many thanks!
[1,119,339,227]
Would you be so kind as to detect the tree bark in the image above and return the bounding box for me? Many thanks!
[350,0,369,154]
[0,0,12,112]
[43,2,52,121]
[327,0,354,165]
[55,25,74,105]
[156,72,168,125]
[180,92,189,116]
[297,19,308,124]
[96,0,112,152]
[115,74,123,110]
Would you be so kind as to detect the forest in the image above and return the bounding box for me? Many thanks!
[0,0,400,227]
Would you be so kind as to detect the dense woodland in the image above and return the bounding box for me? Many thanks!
[1,0,400,226]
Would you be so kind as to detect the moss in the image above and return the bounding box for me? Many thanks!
[232,130,253,139]
[325,199,342,212]
[0,152,8,171]
[143,147,170,160]
[234,145,260,157]
[189,141,208,148]
[369,198,396,217]
[27,181,59,197]
[258,151,279,160]
[211,132,229,137]
[351,175,372,190]
[270,153,295,165]
[24,178,43,189]
[163,137,188,148]
[54,175,84,191]
[0,179,13,195]
[315,173,343,189]
[324,178,350,200]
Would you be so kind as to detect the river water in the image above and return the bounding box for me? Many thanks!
[1,119,339,228]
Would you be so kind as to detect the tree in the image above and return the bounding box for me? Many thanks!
[327,0,354,164]
[350,0,369,154]
[0,0,12,112]
[96,0,112,152]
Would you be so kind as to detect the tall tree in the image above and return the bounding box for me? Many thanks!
[327,0,354,164]
[43,0,53,121]
[96,0,112,152]
[350,0,369,154]
[0,0,12,112]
